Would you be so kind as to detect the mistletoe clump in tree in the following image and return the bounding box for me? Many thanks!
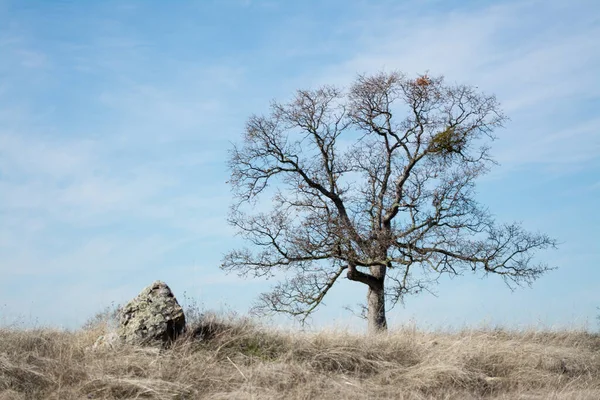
[223,71,556,333]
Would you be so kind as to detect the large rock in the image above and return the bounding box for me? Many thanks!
[118,281,186,346]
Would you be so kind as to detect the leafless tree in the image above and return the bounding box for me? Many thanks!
[222,71,557,333]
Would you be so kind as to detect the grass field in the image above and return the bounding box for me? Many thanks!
[1,313,599,399]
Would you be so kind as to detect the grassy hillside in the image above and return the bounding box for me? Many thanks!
[1,314,599,399]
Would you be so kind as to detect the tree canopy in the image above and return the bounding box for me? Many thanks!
[222,71,557,333]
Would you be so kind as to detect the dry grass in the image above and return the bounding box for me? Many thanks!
[1,314,599,399]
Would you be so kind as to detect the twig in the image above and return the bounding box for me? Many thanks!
[227,356,247,381]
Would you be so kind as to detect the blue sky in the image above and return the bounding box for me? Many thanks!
[0,0,598,331]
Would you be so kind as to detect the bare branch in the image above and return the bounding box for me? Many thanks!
[251,264,347,324]
[223,71,557,331]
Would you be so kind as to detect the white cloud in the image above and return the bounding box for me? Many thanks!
[16,49,48,69]
[493,117,600,169]
[0,132,97,179]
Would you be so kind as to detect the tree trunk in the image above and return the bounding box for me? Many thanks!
[367,284,387,333]
[346,263,388,333]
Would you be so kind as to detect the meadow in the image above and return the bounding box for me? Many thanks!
[1,312,599,399]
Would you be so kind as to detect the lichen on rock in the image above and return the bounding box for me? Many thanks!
[117,281,186,347]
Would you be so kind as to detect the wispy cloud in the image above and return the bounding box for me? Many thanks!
[302,0,599,173]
